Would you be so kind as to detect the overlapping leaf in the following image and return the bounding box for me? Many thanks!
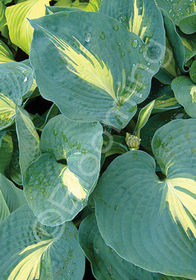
[0,130,13,174]
[0,40,14,63]
[79,213,163,280]
[95,119,196,278]
[179,12,196,34]
[0,173,26,213]
[55,0,101,11]
[5,0,50,54]
[190,60,196,83]
[99,0,166,73]
[0,2,6,29]
[156,0,196,26]
[30,11,158,129]
[15,106,40,180]
[171,76,196,118]
[0,61,33,130]
[24,114,103,226]
[0,204,85,280]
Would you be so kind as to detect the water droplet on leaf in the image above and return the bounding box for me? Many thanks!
[113,24,119,31]
[85,32,91,43]
[132,39,138,48]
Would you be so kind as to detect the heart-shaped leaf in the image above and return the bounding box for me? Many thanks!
[5,0,50,54]
[0,61,33,130]
[95,119,196,278]
[99,0,165,73]
[0,204,85,280]
[30,11,158,129]
[24,114,103,226]
[171,76,196,118]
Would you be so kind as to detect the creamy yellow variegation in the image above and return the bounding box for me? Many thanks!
[129,0,148,41]
[62,168,87,200]
[160,178,196,239]
[36,26,118,103]
[8,239,53,280]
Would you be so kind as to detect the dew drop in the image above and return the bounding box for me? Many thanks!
[132,39,138,48]
[100,31,106,40]
[85,32,91,43]
[113,23,119,31]
[119,15,127,23]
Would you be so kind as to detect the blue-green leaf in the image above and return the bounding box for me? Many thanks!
[171,76,196,118]
[0,62,34,130]
[99,0,166,73]
[0,204,85,280]
[30,11,158,129]
[15,106,40,180]
[156,0,196,26]
[95,119,196,278]
[0,173,26,213]
[79,213,163,280]
[24,114,103,226]
[179,12,196,34]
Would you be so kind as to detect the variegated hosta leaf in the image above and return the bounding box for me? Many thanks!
[153,85,180,112]
[15,106,40,180]
[0,173,26,213]
[55,0,101,11]
[171,76,196,118]
[24,114,103,226]
[79,213,163,280]
[0,205,85,280]
[140,108,189,155]
[5,0,50,54]
[94,119,196,278]
[0,130,13,174]
[0,39,14,63]
[99,0,166,73]
[0,61,33,130]
[156,0,196,26]
[30,11,157,129]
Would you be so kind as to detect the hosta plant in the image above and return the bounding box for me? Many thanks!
[0,0,196,279]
